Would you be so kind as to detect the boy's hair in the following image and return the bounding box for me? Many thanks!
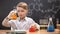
[16,2,28,10]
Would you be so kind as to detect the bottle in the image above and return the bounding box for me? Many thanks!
[47,17,55,32]
[10,9,17,20]
[11,13,17,20]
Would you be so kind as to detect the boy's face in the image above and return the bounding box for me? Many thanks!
[17,7,28,19]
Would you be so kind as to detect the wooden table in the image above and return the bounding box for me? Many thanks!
[0,30,40,34]
[40,29,60,34]
[0,29,60,34]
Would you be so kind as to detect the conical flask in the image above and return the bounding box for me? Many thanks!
[47,17,55,32]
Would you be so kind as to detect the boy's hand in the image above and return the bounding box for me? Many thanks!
[31,24,37,30]
[31,24,39,30]
[31,23,40,30]
[7,12,17,20]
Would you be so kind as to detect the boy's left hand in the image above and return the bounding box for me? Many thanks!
[31,24,39,31]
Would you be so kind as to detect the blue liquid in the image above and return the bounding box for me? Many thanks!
[47,25,55,32]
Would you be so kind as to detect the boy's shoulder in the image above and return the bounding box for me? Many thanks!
[26,17,33,21]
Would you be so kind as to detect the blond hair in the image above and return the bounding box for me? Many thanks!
[16,2,28,10]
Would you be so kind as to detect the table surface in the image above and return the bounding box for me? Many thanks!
[0,29,60,34]
[40,29,60,34]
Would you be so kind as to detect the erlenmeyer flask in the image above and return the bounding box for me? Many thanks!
[47,17,55,32]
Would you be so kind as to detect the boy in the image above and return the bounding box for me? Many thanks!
[2,2,40,30]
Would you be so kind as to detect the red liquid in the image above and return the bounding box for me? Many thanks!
[29,27,36,32]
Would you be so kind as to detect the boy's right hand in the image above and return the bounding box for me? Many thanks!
[7,12,17,20]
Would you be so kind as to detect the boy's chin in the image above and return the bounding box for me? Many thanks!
[20,16,25,19]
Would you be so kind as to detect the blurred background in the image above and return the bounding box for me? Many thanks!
[0,0,60,30]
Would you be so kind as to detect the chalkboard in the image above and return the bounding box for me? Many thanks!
[0,0,60,29]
